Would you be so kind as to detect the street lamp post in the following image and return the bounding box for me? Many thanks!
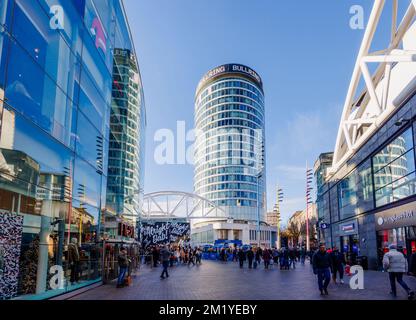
[257,172,262,248]
[256,142,265,248]
[276,186,284,249]
[306,165,314,252]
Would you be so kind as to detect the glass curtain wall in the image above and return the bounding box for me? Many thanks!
[0,0,140,300]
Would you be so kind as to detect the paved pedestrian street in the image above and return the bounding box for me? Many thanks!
[70,261,416,300]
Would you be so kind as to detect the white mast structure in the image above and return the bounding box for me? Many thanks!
[330,0,416,174]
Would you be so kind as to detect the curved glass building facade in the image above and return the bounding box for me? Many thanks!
[0,0,144,299]
[194,64,266,223]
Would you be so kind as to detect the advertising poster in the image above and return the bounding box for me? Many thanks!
[140,221,190,248]
[0,211,24,299]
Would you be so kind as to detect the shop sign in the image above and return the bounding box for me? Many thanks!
[375,201,416,231]
[118,222,135,239]
[339,220,358,235]
[197,64,263,92]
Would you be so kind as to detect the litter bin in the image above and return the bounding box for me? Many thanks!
[357,256,368,270]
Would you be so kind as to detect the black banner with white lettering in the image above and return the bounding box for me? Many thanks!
[140,221,190,248]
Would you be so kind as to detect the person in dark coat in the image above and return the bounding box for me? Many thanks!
[289,248,296,269]
[279,248,285,270]
[247,248,254,269]
[330,246,346,284]
[188,249,195,266]
[283,247,290,270]
[312,244,332,295]
[152,246,160,267]
[233,248,238,262]
[255,248,262,266]
[219,248,227,263]
[160,245,171,279]
[237,248,246,268]
[263,249,271,269]
[300,247,306,265]
[409,252,416,276]
[117,247,129,288]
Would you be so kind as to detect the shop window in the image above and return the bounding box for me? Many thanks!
[373,127,416,207]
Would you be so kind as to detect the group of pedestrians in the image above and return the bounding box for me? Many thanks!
[312,243,416,299]
[156,245,202,280]
[227,246,311,270]
[148,245,202,268]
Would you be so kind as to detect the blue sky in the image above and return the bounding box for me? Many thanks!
[123,0,402,224]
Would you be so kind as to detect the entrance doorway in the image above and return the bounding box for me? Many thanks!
[340,234,360,265]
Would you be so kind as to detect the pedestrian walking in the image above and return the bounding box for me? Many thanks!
[160,245,171,279]
[238,248,246,268]
[300,247,306,265]
[247,248,254,269]
[283,247,290,270]
[382,244,415,300]
[263,248,271,269]
[289,247,296,269]
[219,248,227,263]
[409,251,416,293]
[295,247,300,262]
[279,248,284,270]
[330,246,346,284]
[188,249,196,266]
[117,247,129,288]
[409,251,416,277]
[233,248,238,262]
[152,246,160,268]
[272,248,279,265]
[312,244,332,295]
[174,249,180,265]
[169,247,175,267]
[255,247,262,266]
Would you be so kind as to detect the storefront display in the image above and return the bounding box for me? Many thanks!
[0,211,24,299]
[0,0,142,300]
[375,201,416,265]
[338,219,360,264]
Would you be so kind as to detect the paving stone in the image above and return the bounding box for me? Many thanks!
[70,260,416,300]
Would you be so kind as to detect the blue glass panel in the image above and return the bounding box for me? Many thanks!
[75,110,105,172]
[0,0,13,31]
[0,31,8,90]
[36,0,86,58]
[73,157,101,207]
[78,71,109,135]
[12,0,81,103]
[5,40,76,147]
[84,0,114,72]
[0,107,74,189]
